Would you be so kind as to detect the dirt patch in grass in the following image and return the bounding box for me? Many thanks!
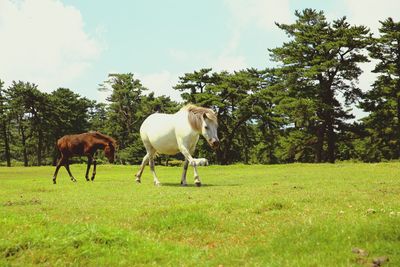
[3,198,41,207]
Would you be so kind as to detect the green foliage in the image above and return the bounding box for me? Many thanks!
[2,10,400,165]
[100,73,178,164]
[270,9,370,163]
[174,68,284,164]
[361,18,400,160]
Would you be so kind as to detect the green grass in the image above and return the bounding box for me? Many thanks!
[0,163,399,266]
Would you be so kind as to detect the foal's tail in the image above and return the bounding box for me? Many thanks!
[53,139,62,165]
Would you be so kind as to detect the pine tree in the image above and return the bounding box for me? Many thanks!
[270,9,370,162]
[361,18,400,159]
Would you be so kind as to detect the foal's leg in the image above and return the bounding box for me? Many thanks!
[91,158,97,181]
[64,161,77,182]
[180,160,189,186]
[85,156,92,181]
[135,153,150,183]
[52,156,65,184]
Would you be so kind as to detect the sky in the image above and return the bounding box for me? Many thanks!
[1,0,400,117]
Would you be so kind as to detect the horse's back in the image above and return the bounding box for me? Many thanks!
[140,113,176,133]
[57,134,86,155]
[140,113,180,155]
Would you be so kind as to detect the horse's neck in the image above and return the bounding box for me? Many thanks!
[94,139,108,149]
[174,110,200,143]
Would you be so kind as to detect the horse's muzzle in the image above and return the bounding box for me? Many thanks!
[209,139,220,150]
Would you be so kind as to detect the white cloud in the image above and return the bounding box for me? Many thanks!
[344,0,400,33]
[168,31,247,73]
[211,0,291,72]
[137,71,181,101]
[167,0,291,74]
[0,0,102,91]
[224,0,291,31]
[211,54,247,72]
[210,29,247,72]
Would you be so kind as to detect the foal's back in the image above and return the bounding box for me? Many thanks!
[57,133,86,155]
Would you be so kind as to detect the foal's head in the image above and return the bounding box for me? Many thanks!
[104,142,116,163]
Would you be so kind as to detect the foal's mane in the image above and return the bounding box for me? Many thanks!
[181,104,218,132]
[88,131,117,147]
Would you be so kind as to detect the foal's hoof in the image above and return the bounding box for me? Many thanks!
[53,180,56,185]
[181,182,188,187]
[195,182,202,187]
[154,182,161,187]
[135,179,141,184]
[86,179,90,182]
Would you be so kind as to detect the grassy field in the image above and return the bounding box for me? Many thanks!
[0,163,399,266]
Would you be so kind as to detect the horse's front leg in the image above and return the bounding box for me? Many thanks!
[179,146,202,187]
[181,160,189,186]
[85,156,92,181]
[193,158,209,166]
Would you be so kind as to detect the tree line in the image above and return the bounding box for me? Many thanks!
[1,9,400,166]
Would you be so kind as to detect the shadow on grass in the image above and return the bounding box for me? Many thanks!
[160,182,241,187]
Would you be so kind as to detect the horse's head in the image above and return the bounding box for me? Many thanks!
[201,113,219,150]
[104,142,116,163]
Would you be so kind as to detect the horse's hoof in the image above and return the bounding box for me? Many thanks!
[195,182,202,187]
[154,182,161,186]
[136,179,141,183]
[53,180,56,184]
[86,179,90,182]
[181,183,188,187]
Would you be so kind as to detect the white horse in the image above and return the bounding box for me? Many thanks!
[135,104,219,186]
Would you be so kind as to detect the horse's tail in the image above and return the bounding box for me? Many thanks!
[54,136,65,163]
[52,141,61,166]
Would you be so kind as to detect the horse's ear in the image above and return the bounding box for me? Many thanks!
[203,113,207,120]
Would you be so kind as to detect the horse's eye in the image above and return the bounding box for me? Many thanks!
[205,126,208,130]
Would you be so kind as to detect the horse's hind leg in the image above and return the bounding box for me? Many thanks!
[91,159,97,181]
[65,161,77,182]
[52,156,65,184]
[149,155,161,186]
[135,153,150,183]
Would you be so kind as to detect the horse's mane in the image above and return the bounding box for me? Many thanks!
[181,104,218,132]
[88,131,117,147]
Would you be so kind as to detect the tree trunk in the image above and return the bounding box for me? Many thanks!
[2,121,11,167]
[242,127,249,164]
[326,116,335,163]
[222,146,230,165]
[318,76,336,163]
[315,122,325,163]
[37,129,43,166]
[215,148,225,165]
[18,118,28,167]
[397,97,400,159]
